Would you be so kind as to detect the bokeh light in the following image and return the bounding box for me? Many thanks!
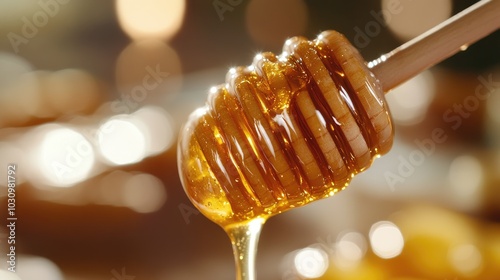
[0,269,22,280]
[16,255,64,280]
[98,116,147,165]
[448,155,483,202]
[448,244,483,277]
[94,171,167,212]
[0,52,38,126]
[486,83,500,123]
[293,247,329,279]
[383,0,452,41]
[0,2,38,22]
[115,40,182,106]
[0,141,25,188]
[246,0,308,49]
[334,231,367,270]
[36,125,95,187]
[132,106,175,155]
[45,69,100,115]
[122,173,167,213]
[0,2,498,280]
[116,0,186,40]
[97,170,132,207]
[0,52,33,81]
[369,221,404,259]
[0,62,101,125]
[385,71,435,125]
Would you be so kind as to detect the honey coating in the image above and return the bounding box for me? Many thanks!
[178,31,394,228]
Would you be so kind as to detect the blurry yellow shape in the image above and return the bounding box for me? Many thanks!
[116,0,185,40]
[322,259,387,280]
[393,205,480,279]
[448,244,483,277]
[483,225,500,278]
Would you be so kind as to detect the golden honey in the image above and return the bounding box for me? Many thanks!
[178,30,393,229]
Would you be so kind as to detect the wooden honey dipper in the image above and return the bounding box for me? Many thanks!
[177,1,500,279]
[180,31,393,225]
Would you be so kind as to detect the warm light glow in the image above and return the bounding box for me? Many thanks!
[123,173,167,213]
[0,142,25,188]
[294,247,329,279]
[246,0,308,48]
[0,52,38,126]
[132,106,175,155]
[383,0,452,41]
[448,244,483,276]
[0,269,22,280]
[97,170,132,207]
[0,2,38,22]
[98,116,147,165]
[0,52,33,79]
[115,40,182,102]
[16,255,64,280]
[46,69,100,115]
[385,71,435,125]
[116,0,185,40]
[448,155,484,194]
[369,221,404,259]
[486,85,500,123]
[94,171,166,212]
[448,155,483,199]
[38,125,95,187]
[209,86,218,94]
[334,232,367,269]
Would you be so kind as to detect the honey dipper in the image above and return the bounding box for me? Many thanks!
[177,1,500,279]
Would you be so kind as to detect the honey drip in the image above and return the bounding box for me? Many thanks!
[226,218,265,280]
[178,30,394,280]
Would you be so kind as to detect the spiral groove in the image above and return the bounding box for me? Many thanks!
[178,30,393,227]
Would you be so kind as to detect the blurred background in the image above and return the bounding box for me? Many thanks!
[0,0,499,279]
